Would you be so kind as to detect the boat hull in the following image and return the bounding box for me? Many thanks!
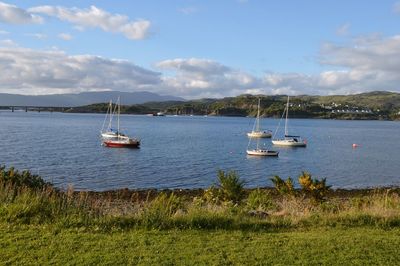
[272,139,306,147]
[101,132,118,139]
[103,139,140,148]
[246,149,279,156]
[247,131,272,138]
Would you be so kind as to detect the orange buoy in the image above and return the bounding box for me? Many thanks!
[352,143,359,148]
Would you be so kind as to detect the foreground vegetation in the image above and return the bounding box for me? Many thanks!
[1,166,400,264]
[2,225,399,265]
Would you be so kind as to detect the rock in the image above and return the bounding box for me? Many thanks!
[247,210,269,218]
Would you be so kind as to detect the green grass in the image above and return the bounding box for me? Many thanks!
[2,166,400,264]
[1,224,399,265]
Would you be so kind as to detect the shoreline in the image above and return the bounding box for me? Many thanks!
[78,186,400,202]
[1,109,398,121]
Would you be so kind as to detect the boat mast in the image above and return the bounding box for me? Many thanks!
[117,96,120,139]
[256,98,260,132]
[101,100,112,134]
[284,96,289,137]
[108,100,113,130]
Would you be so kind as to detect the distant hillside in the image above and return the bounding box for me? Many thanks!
[311,91,400,110]
[158,91,400,119]
[0,91,184,107]
[66,91,400,120]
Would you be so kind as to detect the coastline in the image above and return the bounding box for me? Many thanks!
[78,186,400,203]
[2,108,398,121]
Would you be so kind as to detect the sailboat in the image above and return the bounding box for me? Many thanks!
[246,133,279,156]
[100,97,140,148]
[100,100,118,139]
[246,99,278,157]
[247,98,272,138]
[272,96,306,147]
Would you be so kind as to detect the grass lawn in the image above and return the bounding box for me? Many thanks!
[1,224,399,265]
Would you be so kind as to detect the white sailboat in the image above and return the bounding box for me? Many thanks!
[100,97,140,148]
[246,99,278,156]
[272,96,307,147]
[247,98,272,138]
[100,100,118,139]
[246,134,279,156]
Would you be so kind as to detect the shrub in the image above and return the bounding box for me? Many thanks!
[216,170,245,204]
[0,166,49,190]
[246,189,275,211]
[298,172,331,203]
[141,192,184,228]
[270,175,295,196]
[203,185,222,204]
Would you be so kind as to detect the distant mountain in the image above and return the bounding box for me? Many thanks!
[0,91,184,107]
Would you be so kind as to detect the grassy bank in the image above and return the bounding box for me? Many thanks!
[1,166,400,264]
[1,225,400,265]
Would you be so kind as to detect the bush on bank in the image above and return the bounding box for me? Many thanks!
[1,165,400,231]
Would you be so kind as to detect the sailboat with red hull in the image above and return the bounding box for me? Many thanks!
[100,97,140,148]
[103,132,140,148]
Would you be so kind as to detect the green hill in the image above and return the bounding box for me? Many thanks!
[66,91,400,120]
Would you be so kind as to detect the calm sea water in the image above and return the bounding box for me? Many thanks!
[1,111,399,191]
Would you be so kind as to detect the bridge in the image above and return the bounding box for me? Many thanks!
[0,106,72,112]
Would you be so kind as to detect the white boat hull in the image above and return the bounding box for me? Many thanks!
[247,131,272,138]
[246,149,279,156]
[101,132,130,140]
[101,132,118,139]
[272,139,306,147]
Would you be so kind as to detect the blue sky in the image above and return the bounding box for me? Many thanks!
[1,0,400,98]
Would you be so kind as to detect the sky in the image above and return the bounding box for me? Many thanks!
[0,0,400,98]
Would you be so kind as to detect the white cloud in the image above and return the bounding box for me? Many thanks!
[29,5,151,40]
[155,58,331,98]
[156,58,263,98]
[0,39,17,46]
[1,32,400,98]
[0,1,43,24]
[256,34,400,96]
[320,35,400,72]
[155,33,400,98]
[393,1,400,14]
[0,46,161,95]
[0,30,9,34]
[157,58,231,76]
[58,33,73,41]
[336,23,350,36]
[25,33,47,39]
[178,7,197,15]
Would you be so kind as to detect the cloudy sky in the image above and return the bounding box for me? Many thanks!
[0,0,400,98]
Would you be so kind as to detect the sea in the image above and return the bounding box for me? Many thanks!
[1,110,399,191]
